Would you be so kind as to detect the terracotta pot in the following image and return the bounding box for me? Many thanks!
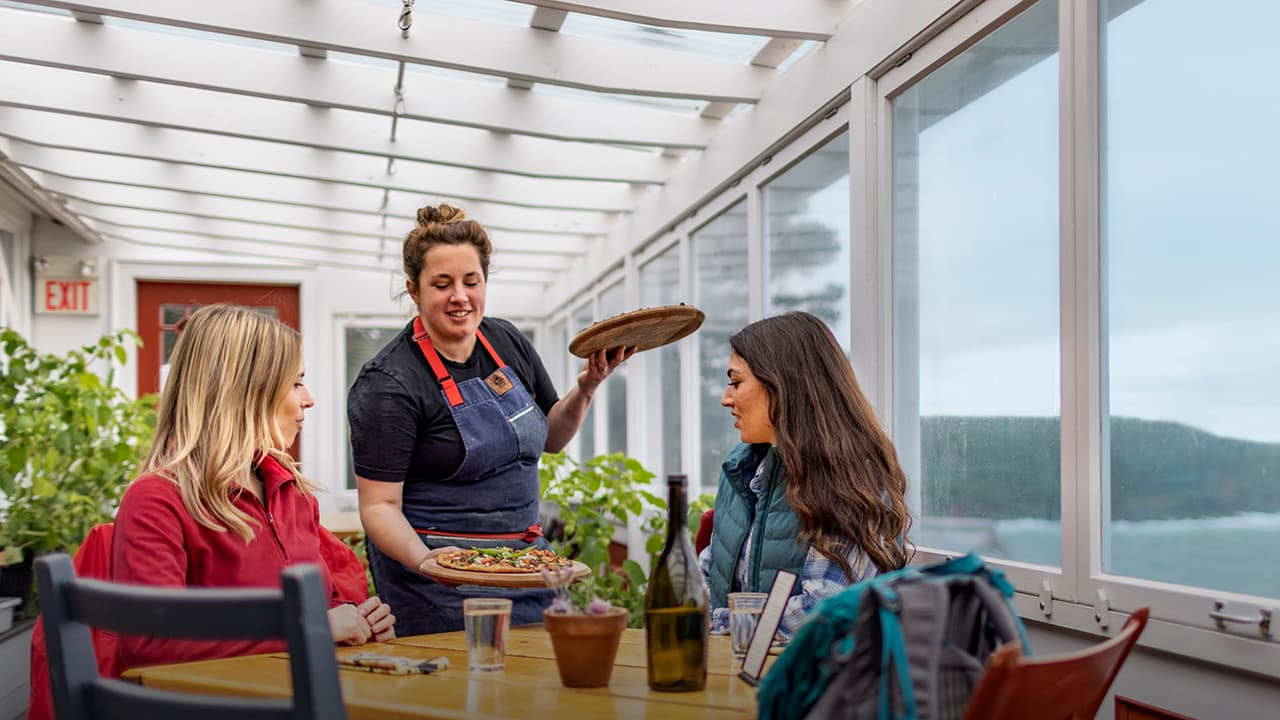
[543,607,629,688]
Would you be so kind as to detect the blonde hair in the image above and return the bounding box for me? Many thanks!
[140,304,315,541]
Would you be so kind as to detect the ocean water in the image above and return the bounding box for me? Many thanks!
[916,512,1280,599]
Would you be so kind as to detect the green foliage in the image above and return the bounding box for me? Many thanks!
[0,328,158,557]
[539,451,663,627]
[921,415,1280,521]
[538,451,717,628]
[339,530,377,598]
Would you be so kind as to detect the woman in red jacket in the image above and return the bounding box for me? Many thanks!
[111,304,408,668]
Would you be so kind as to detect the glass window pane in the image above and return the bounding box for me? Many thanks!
[571,302,596,460]
[544,319,567,394]
[692,200,749,494]
[599,282,628,455]
[641,245,683,481]
[891,0,1061,565]
[1102,0,1280,597]
[344,325,404,489]
[161,303,186,326]
[764,132,852,351]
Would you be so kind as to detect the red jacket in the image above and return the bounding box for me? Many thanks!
[110,456,345,668]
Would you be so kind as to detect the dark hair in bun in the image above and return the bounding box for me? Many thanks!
[403,203,492,289]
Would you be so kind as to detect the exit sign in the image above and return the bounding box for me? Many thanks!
[34,256,101,316]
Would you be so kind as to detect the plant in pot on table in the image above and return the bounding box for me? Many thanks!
[541,565,629,688]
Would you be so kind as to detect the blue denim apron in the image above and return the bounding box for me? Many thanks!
[366,319,551,636]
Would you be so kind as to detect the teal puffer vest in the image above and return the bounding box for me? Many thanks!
[708,443,809,610]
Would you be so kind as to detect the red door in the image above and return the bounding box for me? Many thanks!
[136,281,302,453]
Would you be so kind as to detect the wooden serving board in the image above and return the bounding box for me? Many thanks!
[569,305,704,359]
[418,558,591,588]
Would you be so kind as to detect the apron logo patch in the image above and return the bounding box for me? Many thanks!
[485,369,514,396]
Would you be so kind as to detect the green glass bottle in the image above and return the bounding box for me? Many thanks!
[644,475,709,691]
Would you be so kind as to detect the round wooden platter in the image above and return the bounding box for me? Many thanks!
[569,304,705,359]
[418,557,591,588]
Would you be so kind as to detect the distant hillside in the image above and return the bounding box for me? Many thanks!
[919,416,1280,521]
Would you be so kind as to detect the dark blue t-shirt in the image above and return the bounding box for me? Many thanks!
[347,317,559,484]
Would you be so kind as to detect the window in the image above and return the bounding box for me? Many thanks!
[640,245,683,482]
[764,132,852,351]
[599,281,628,455]
[544,319,567,396]
[692,200,749,493]
[343,323,403,489]
[0,230,15,330]
[1101,0,1280,597]
[891,0,1061,565]
[570,301,596,460]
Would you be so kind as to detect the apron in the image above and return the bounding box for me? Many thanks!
[366,318,552,636]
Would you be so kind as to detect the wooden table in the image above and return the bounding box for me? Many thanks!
[124,627,759,719]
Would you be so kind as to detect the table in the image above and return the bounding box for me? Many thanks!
[124,627,759,719]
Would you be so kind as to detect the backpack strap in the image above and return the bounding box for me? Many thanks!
[872,583,919,720]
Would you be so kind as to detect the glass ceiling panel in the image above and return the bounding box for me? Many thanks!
[531,83,707,116]
[104,16,297,54]
[559,13,771,65]
[357,0,533,27]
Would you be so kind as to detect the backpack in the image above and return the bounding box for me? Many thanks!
[758,553,1029,720]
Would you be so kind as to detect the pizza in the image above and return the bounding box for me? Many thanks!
[434,546,574,574]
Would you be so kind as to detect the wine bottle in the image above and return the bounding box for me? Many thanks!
[644,474,709,692]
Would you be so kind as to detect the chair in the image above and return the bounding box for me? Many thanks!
[36,554,346,720]
[694,508,715,555]
[961,607,1150,720]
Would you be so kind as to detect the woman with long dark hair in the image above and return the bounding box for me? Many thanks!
[700,311,912,635]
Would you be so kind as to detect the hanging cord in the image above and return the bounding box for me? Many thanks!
[398,0,414,38]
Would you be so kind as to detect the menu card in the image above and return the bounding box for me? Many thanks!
[738,569,797,685]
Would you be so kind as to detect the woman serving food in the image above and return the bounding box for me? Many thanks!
[347,203,631,635]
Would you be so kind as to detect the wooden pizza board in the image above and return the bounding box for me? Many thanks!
[418,557,591,588]
[569,304,705,359]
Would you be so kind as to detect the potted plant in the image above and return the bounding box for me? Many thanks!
[0,328,157,616]
[541,566,629,688]
[539,451,717,628]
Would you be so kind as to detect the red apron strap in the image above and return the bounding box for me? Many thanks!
[412,317,463,407]
[474,329,507,367]
[415,524,544,543]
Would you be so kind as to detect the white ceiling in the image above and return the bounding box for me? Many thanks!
[0,0,847,289]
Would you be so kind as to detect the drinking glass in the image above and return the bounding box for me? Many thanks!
[728,591,768,656]
[463,597,512,671]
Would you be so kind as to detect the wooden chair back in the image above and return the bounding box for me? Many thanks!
[961,607,1150,720]
[37,553,346,720]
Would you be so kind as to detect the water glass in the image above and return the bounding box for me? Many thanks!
[463,597,512,671]
[728,591,768,656]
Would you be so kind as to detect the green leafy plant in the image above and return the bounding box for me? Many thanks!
[539,451,663,627]
[0,328,157,558]
[538,451,717,628]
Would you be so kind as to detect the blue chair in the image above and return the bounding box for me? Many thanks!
[36,553,346,720]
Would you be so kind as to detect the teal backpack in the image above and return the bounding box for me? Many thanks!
[758,553,1029,720]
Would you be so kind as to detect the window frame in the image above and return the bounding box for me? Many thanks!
[871,0,1280,676]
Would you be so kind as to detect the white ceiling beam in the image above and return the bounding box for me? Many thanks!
[0,66,673,184]
[18,0,772,103]
[102,229,557,285]
[82,207,568,280]
[15,170,614,237]
[49,185,596,257]
[70,202,570,281]
[0,149,103,244]
[504,1,850,40]
[1,137,643,214]
[0,8,717,148]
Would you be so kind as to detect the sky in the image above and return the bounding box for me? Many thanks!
[902,0,1280,444]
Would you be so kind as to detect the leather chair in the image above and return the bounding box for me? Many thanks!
[37,553,346,720]
[961,607,1150,720]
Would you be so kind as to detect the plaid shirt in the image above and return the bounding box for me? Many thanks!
[699,539,874,638]
[698,462,877,638]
